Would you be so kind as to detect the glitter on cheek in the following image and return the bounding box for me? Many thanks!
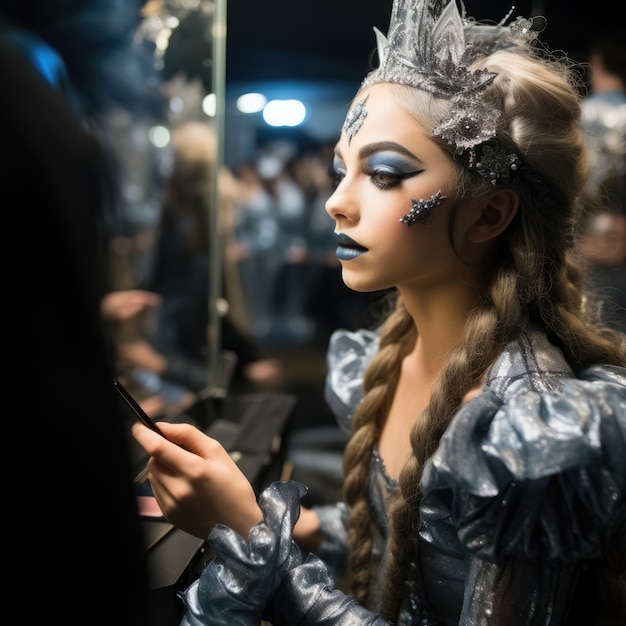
[399,190,445,225]
[342,96,369,145]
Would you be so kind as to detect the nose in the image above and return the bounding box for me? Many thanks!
[325,180,356,222]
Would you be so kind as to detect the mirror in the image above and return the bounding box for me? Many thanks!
[106,0,227,406]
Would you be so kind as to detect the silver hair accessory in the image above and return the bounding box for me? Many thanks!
[361,0,538,187]
[400,190,445,225]
[342,95,369,144]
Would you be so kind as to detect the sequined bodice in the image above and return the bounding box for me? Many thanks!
[370,447,466,625]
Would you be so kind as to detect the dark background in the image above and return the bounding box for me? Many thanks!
[165,0,619,88]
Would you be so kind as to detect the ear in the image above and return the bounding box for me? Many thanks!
[467,189,519,243]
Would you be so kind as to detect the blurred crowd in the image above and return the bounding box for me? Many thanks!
[229,139,372,345]
[578,30,626,333]
[104,128,372,416]
[102,30,626,420]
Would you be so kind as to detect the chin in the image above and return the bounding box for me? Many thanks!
[341,271,384,294]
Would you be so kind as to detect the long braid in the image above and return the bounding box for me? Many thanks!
[380,204,625,621]
[380,303,504,621]
[380,212,624,622]
[379,219,560,620]
[508,186,625,367]
[342,298,414,606]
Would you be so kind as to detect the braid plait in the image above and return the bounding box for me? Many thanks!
[506,192,626,366]
[380,253,527,620]
[380,302,503,621]
[379,215,624,621]
[341,299,413,607]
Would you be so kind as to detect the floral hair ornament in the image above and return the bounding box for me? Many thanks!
[361,0,539,186]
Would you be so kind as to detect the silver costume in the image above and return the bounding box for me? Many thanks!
[178,325,626,625]
[176,1,626,622]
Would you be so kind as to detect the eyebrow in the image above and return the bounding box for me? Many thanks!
[335,141,421,162]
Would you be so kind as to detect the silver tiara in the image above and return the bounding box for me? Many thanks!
[360,0,539,187]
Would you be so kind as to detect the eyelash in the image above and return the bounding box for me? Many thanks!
[328,165,418,190]
[362,167,413,189]
[328,165,343,188]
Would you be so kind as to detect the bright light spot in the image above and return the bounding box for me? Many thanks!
[155,30,171,52]
[149,125,170,148]
[262,99,306,127]
[236,92,267,114]
[169,96,184,113]
[202,93,217,117]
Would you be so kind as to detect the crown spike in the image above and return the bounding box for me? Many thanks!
[355,0,543,189]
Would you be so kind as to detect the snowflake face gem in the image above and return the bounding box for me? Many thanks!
[399,190,445,225]
[342,96,369,145]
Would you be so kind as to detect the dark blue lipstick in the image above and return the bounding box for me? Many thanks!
[335,232,368,261]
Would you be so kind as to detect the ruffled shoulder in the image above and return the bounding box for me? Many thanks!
[324,327,379,433]
[421,331,626,565]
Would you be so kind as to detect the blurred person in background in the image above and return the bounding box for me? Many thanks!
[230,156,283,342]
[115,121,282,410]
[579,29,626,332]
[233,145,318,346]
[268,149,315,345]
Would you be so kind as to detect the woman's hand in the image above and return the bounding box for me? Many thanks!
[117,339,167,375]
[100,289,162,321]
[131,421,263,539]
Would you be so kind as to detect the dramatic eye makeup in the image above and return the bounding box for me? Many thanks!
[329,154,346,187]
[329,143,423,190]
[363,150,422,189]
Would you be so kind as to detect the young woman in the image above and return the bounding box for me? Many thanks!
[132,1,626,624]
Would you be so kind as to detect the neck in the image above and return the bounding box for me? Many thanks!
[398,282,483,378]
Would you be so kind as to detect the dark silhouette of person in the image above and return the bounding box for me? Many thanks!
[580,29,626,332]
[3,1,158,622]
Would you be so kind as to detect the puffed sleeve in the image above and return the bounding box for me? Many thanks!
[423,365,626,562]
[324,327,379,433]
[178,480,390,626]
[420,365,626,624]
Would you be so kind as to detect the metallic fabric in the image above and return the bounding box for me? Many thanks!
[324,326,379,433]
[179,326,625,625]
